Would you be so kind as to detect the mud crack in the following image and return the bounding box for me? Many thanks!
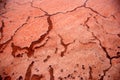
[32,0,106,19]
[43,55,51,62]
[0,20,4,41]
[89,66,93,80]
[49,65,54,80]
[31,74,43,80]
[25,16,53,57]
[58,34,75,57]
[34,37,50,49]
[0,16,30,53]
[10,15,53,58]
[25,61,34,80]
[84,19,120,80]
[11,43,28,57]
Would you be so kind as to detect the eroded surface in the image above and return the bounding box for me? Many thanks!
[0,0,120,80]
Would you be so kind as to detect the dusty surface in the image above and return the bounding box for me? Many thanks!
[0,0,120,80]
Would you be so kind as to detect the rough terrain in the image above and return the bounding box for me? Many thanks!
[0,0,120,80]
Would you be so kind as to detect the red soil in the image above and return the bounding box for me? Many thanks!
[0,0,120,80]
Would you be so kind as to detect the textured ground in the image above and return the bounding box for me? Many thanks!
[0,0,120,80]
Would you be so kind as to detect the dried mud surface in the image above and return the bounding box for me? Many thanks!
[0,0,120,80]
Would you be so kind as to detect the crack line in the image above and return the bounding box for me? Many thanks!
[0,20,5,41]
[58,34,75,57]
[25,61,34,80]
[11,15,53,58]
[0,16,30,53]
[32,0,107,19]
[89,66,93,80]
[49,65,54,80]
[84,17,120,80]
[25,15,53,57]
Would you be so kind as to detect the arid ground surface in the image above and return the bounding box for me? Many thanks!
[0,0,120,80]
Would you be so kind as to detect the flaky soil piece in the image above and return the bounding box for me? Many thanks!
[0,0,120,80]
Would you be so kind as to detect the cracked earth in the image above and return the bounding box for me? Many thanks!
[0,0,120,80]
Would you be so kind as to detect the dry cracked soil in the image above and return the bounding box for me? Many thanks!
[0,0,120,80]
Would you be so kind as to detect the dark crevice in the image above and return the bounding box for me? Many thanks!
[31,0,83,18]
[93,16,118,36]
[0,20,5,41]
[99,65,112,80]
[89,66,93,79]
[19,76,23,80]
[117,52,120,56]
[43,55,51,62]
[49,65,54,80]
[111,55,120,59]
[34,36,50,49]
[25,15,53,57]
[54,48,58,54]
[93,16,99,24]
[117,34,120,37]
[11,43,27,57]
[1,0,108,19]
[79,41,96,45]
[83,17,91,26]
[111,15,116,19]
[84,7,106,18]
[31,0,49,17]
[58,34,75,57]
[25,61,34,80]
[0,16,30,54]
[85,24,120,80]
[82,65,85,70]
[84,22,120,80]
[0,75,2,80]
[58,77,63,80]
[32,0,107,19]
[83,0,106,18]
[10,15,53,57]
[92,16,120,60]
[31,74,43,80]
[90,32,112,80]
[17,76,23,80]
[83,17,113,80]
